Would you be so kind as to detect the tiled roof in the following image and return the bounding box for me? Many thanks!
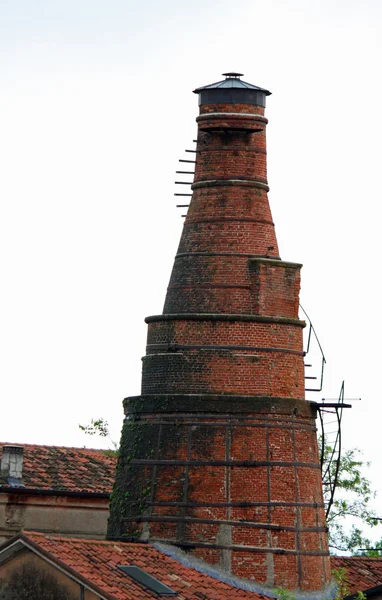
[3,533,382,600]
[331,556,382,596]
[0,443,116,494]
[17,532,267,600]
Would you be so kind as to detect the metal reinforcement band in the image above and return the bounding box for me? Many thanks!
[146,500,325,508]
[128,458,321,469]
[174,252,281,260]
[146,313,304,327]
[145,539,329,558]
[121,516,328,534]
[183,217,274,225]
[146,343,305,356]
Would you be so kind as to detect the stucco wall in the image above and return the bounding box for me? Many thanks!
[0,549,83,597]
[0,492,109,545]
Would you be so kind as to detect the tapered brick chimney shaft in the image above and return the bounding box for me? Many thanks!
[109,74,330,593]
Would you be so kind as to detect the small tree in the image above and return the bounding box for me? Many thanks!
[78,417,118,456]
[357,538,382,557]
[321,440,380,553]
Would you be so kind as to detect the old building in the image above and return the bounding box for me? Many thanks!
[108,73,329,594]
[0,444,116,544]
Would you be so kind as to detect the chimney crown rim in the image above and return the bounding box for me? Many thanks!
[2,445,24,454]
[193,73,271,95]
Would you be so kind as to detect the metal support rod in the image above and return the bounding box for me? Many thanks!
[316,403,352,408]
[300,304,326,359]
[175,181,193,185]
[176,171,195,174]
[174,193,192,196]
[179,159,196,164]
[318,381,349,521]
[185,149,199,153]
[325,406,341,519]
[307,323,313,353]
[318,409,325,469]
[305,355,326,391]
[176,204,190,207]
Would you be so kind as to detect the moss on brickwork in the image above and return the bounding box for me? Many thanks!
[123,394,315,417]
[108,415,157,538]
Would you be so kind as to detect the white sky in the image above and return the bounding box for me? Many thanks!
[1,0,382,536]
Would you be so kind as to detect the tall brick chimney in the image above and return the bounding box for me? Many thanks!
[108,73,330,593]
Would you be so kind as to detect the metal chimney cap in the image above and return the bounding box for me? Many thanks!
[193,73,271,95]
[193,73,271,107]
[222,72,244,78]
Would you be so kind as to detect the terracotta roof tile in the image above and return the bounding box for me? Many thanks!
[0,443,116,494]
[18,533,268,600]
[331,556,382,595]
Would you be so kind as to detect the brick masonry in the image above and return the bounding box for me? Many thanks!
[108,78,330,593]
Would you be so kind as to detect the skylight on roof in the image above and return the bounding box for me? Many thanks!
[118,566,177,596]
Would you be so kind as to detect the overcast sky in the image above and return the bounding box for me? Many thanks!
[1,0,382,537]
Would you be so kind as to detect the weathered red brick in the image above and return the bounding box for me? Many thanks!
[109,75,329,593]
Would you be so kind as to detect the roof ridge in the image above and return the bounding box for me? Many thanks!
[0,442,114,453]
[24,532,141,547]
